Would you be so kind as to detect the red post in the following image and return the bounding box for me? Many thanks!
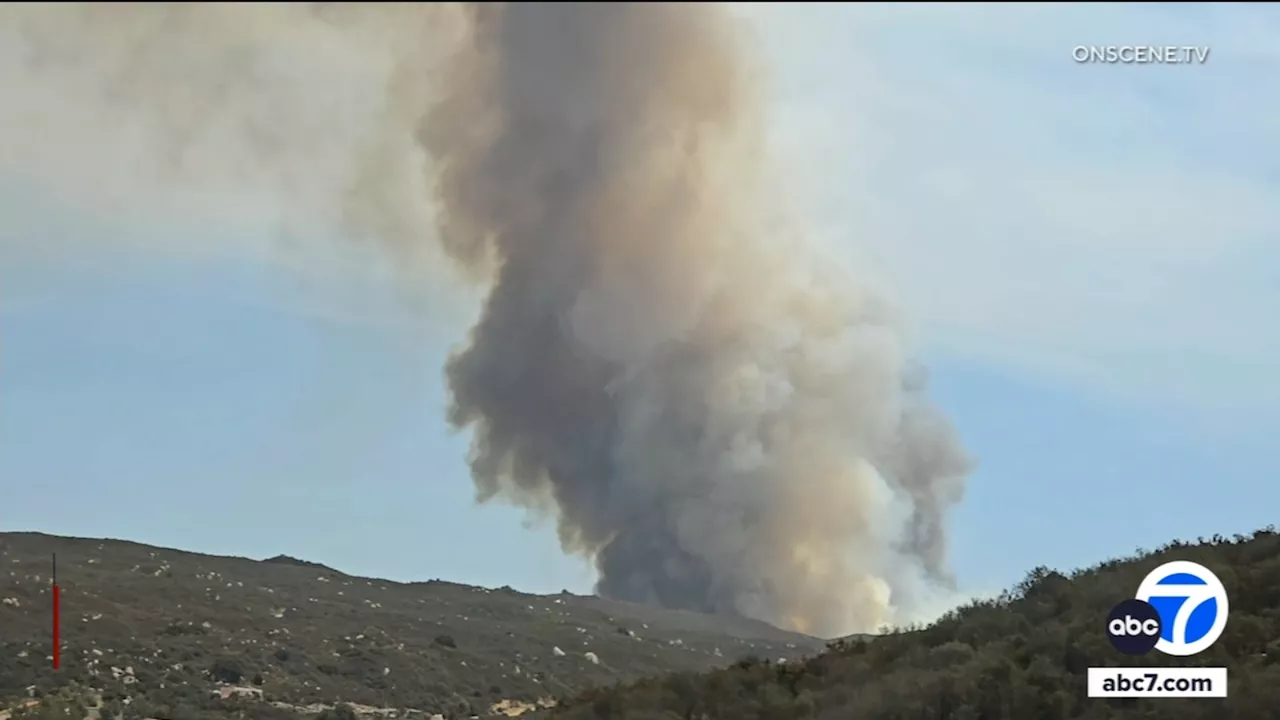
[52,552,60,670]
[52,585,60,670]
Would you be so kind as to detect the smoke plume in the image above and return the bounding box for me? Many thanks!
[0,2,971,636]
[421,3,971,636]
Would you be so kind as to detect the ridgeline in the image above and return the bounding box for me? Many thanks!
[0,533,821,720]
[549,527,1279,720]
[2,528,1277,720]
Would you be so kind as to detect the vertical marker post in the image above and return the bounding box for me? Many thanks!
[52,553,60,670]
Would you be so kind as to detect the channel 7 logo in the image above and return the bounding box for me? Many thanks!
[1107,560,1229,656]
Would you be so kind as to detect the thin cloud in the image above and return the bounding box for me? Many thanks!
[737,3,1280,414]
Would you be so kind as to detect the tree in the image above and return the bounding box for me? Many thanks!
[209,658,244,684]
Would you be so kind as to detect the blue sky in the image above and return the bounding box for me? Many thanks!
[2,4,1278,621]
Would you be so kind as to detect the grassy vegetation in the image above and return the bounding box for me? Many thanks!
[546,527,1280,719]
[0,533,821,720]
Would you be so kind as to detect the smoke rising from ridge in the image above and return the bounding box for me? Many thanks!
[0,2,971,636]
[422,3,971,635]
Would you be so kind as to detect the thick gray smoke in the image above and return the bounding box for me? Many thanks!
[0,2,971,636]
[421,4,971,635]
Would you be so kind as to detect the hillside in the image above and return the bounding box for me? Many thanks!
[548,527,1280,720]
[7,529,1277,720]
[0,533,824,720]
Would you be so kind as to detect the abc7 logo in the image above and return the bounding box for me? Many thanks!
[1106,560,1229,656]
[1107,599,1163,655]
